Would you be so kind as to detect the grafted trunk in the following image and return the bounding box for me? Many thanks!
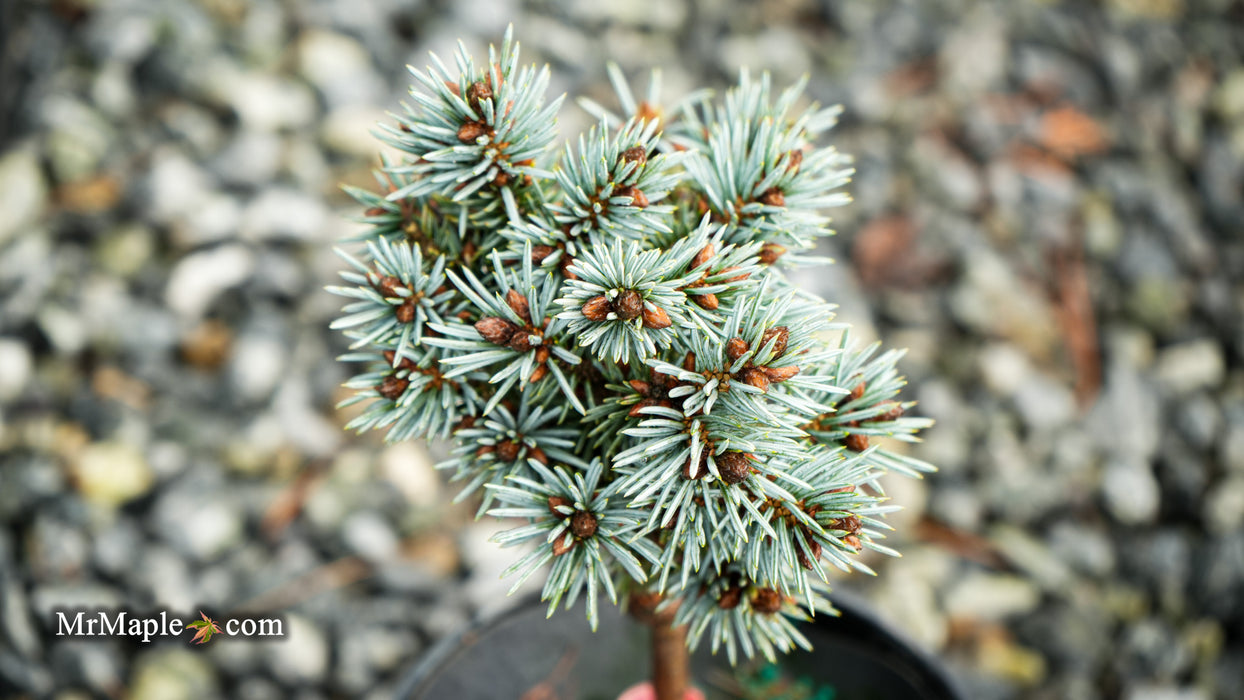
[628,592,690,700]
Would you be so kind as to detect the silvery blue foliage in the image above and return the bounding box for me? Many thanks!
[330,27,935,660]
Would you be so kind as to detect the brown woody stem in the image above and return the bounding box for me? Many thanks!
[629,592,690,700]
[650,615,690,700]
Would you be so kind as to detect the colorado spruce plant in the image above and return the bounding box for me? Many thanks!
[330,28,935,699]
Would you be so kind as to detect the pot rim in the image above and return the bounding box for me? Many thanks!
[395,587,964,699]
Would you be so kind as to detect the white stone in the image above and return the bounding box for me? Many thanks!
[1204,475,1244,534]
[321,106,391,157]
[941,7,1008,95]
[182,193,242,247]
[267,615,329,684]
[1155,340,1225,394]
[273,381,341,458]
[0,146,47,246]
[944,572,1041,621]
[72,442,154,508]
[165,245,254,318]
[228,334,285,402]
[462,521,538,614]
[0,338,32,402]
[979,343,1032,396]
[212,131,282,187]
[205,61,317,132]
[129,649,216,700]
[875,577,947,650]
[297,29,383,107]
[1101,458,1161,525]
[1125,686,1210,700]
[146,149,212,224]
[140,547,195,612]
[1014,375,1078,432]
[343,512,400,562]
[240,188,329,242]
[382,443,441,508]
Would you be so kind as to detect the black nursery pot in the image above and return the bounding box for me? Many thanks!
[397,590,964,700]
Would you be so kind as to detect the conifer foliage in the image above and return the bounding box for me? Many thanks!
[330,28,935,663]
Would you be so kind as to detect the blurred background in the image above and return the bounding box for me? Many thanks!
[1,0,1242,698]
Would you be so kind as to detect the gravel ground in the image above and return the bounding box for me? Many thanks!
[1,0,1242,698]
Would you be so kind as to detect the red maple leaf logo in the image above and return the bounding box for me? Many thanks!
[186,612,222,645]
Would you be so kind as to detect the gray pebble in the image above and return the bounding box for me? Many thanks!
[1101,457,1161,525]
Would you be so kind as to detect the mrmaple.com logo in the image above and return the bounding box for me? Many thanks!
[54,609,284,645]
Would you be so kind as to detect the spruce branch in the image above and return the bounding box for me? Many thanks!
[328,27,939,667]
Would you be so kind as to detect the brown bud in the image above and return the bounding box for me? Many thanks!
[376,375,409,400]
[548,495,572,517]
[692,293,719,310]
[395,299,417,324]
[726,337,750,362]
[365,206,387,217]
[844,534,862,551]
[508,332,534,353]
[845,433,869,452]
[763,365,800,382]
[682,353,697,372]
[718,586,743,610]
[716,266,750,283]
[796,538,822,570]
[716,451,751,485]
[466,80,493,110]
[475,445,495,457]
[505,289,530,322]
[529,364,548,383]
[570,511,598,538]
[636,100,662,124]
[529,446,549,465]
[475,317,518,345]
[751,588,783,614]
[651,370,672,389]
[621,146,648,164]
[785,149,803,174]
[374,275,402,298]
[758,243,787,265]
[738,368,770,392]
[876,401,905,422]
[492,170,511,187]
[761,326,789,358]
[850,381,866,402]
[552,534,576,556]
[629,398,661,418]
[615,186,649,208]
[457,121,487,143]
[496,439,521,462]
[691,244,715,270]
[641,305,672,330]
[582,295,612,322]
[531,245,555,263]
[614,290,643,320]
[759,187,786,207]
[534,345,551,364]
[831,515,863,535]
[683,451,708,480]
[628,380,651,395]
